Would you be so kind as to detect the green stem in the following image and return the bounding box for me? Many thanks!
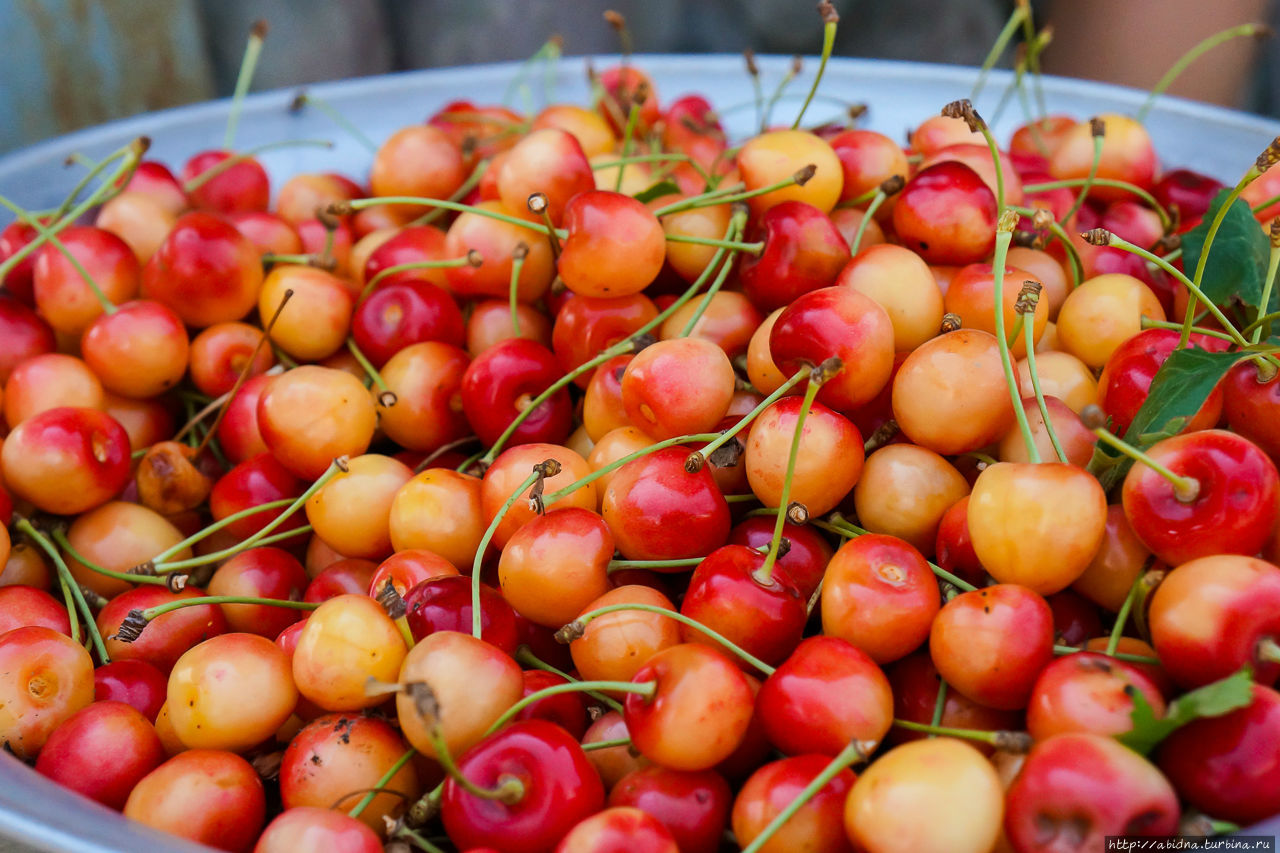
[51,529,165,586]
[1091,428,1200,501]
[992,228,1041,463]
[1185,172,1257,348]
[693,368,808,463]
[1137,23,1269,122]
[849,191,886,256]
[1255,239,1280,344]
[347,337,391,396]
[0,195,116,314]
[57,576,80,645]
[16,520,109,663]
[929,680,948,729]
[344,196,550,235]
[1141,316,1236,343]
[142,596,318,620]
[186,139,333,193]
[754,379,824,585]
[486,680,656,736]
[1054,644,1161,665]
[608,557,703,571]
[1022,304,1067,463]
[1105,568,1145,657]
[740,740,867,853]
[1009,205,1083,289]
[543,433,720,505]
[52,149,128,222]
[616,104,642,192]
[1022,177,1170,230]
[410,159,492,227]
[1060,131,1103,226]
[676,234,743,336]
[472,467,545,638]
[582,737,632,752]
[292,91,377,152]
[563,603,776,676]
[662,233,763,255]
[149,497,295,565]
[514,646,624,712]
[791,12,838,130]
[971,4,1028,101]
[359,255,478,302]
[892,719,1012,747]
[508,245,527,337]
[224,21,268,150]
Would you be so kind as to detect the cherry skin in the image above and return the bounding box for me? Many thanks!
[583,710,650,790]
[552,293,657,387]
[1098,328,1227,436]
[727,515,833,599]
[445,201,556,301]
[555,806,679,853]
[1046,589,1105,647]
[1223,361,1280,463]
[468,297,553,354]
[33,225,139,336]
[82,299,190,399]
[602,447,731,562]
[930,584,1055,710]
[1148,554,1280,689]
[1157,684,1280,825]
[756,635,894,757]
[0,297,55,383]
[379,340,472,453]
[207,547,310,637]
[256,365,377,480]
[919,142,1025,206]
[188,321,275,397]
[1055,272,1166,369]
[736,129,843,215]
[461,338,573,448]
[746,396,864,520]
[253,807,383,853]
[35,700,166,810]
[3,352,104,427]
[181,149,269,213]
[1049,114,1158,201]
[292,594,406,711]
[496,127,596,226]
[621,337,735,441]
[216,373,273,464]
[513,669,588,739]
[608,765,732,853]
[597,64,662,134]
[0,220,44,303]
[93,659,167,721]
[403,575,519,655]
[1121,429,1279,566]
[209,453,306,543]
[885,651,1021,753]
[569,585,681,684]
[63,500,191,599]
[1,406,131,515]
[368,549,458,597]
[141,211,263,328]
[737,201,850,313]
[1026,651,1166,740]
[820,534,941,665]
[306,453,413,560]
[1005,733,1179,852]
[481,443,597,548]
[370,124,467,216]
[0,626,95,759]
[124,749,266,853]
[943,262,1049,357]
[831,128,910,204]
[98,587,228,674]
[441,719,606,853]
[498,506,612,629]
[835,243,944,352]
[390,468,487,567]
[892,161,997,265]
[769,285,895,412]
[559,190,665,297]
[679,544,807,667]
[851,443,970,557]
[732,754,856,853]
[625,643,755,772]
[0,585,71,636]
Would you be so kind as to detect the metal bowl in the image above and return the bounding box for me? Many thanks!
[0,55,1276,851]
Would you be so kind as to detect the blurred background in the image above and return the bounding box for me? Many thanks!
[0,0,1274,154]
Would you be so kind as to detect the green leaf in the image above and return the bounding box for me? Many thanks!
[632,180,681,204]
[1181,189,1273,312]
[1088,348,1245,491]
[1117,667,1255,755]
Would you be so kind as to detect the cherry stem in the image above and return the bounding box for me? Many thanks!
[971,3,1028,101]
[358,253,481,303]
[394,825,448,853]
[893,719,1032,751]
[185,138,333,194]
[0,137,147,285]
[336,197,550,236]
[148,497,294,565]
[485,679,656,736]
[50,529,165,587]
[290,90,378,153]
[503,36,563,110]
[410,158,492,227]
[425,712,525,805]
[690,368,809,469]
[651,180,750,216]
[1106,568,1147,657]
[818,515,980,592]
[514,645,623,712]
[992,223,1042,463]
[754,369,831,586]
[792,4,838,129]
[53,148,128,222]
[346,747,417,820]
[1258,637,1280,665]
[764,56,802,131]
[1141,316,1235,344]
[154,461,345,573]
[1053,643,1161,665]
[662,233,763,255]
[1138,23,1271,122]
[414,435,481,474]
[1086,417,1200,502]
[224,20,269,150]
[560,602,777,676]
[15,519,110,663]
[348,337,394,404]
[582,737,632,752]
[509,243,528,336]
[0,193,117,315]
[57,576,80,646]
[616,103,642,193]
[1022,177,1170,230]
[1019,287,1067,463]
[471,462,557,638]
[141,594,316,622]
[677,227,746,336]
[739,739,870,853]
[1254,226,1280,345]
[1009,205,1084,289]
[929,680,948,729]
[849,190,887,256]
[542,432,721,505]
[608,557,702,571]
[1186,166,1262,348]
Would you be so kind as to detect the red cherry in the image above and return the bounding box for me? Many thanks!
[1026,651,1166,740]
[934,496,986,588]
[556,807,679,853]
[608,765,732,853]
[209,453,307,542]
[602,447,731,561]
[180,150,270,213]
[461,338,572,448]
[216,373,274,464]
[885,651,1020,753]
[0,584,71,636]
[99,587,228,673]
[403,575,519,656]
[303,558,378,604]
[732,754,856,853]
[552,292,657,387]
[93,659,167,721]
[253,807,383,853]
[0,296,55,383]
[1098,328,1227,435]
[35,700,165,810]
[0,220,44,303]
[362,224,450,289]
[496,128,596,227]
[892,161,997,265]
[142,211,264,328]
[1153,168,1224,224]
[513,669,589,739]
[125,749,266,852]
[207,547,310,637]
[559,190,666,298]
[1223,361,1280,463]
[1,406,131,515]
[727,515,833,599]
[351,278,465,367]
[737,201,850,313]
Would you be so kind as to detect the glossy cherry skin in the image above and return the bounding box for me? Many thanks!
[930,584,1055,710]
[737,201,849,313]
[513,669,588,739]
[885,651,1020,753]
[892,161,997,265]
[745,395,865,518]
[1046,589,1105,647]
[1153,168,1224,224]
[141,211,263,328]
[351,278,465,367]
[552,293,657,387]
[1148,554,1280,688]
[1,406,131,515]
[362,223,449,288]
[35,700,166,810]
[93,659,167,721]
[98,587,228,674]
[209,453,307,542]
[33,225,139,336]
[461,338,572,448]
[607,766,732,853]
[555,806,679,853]
[727,516,833,599]
[1050,114,1158,202]
[679,545,807,667]
[602,447,731,561]
[0,220,43,303]
[181,150,270,213]
[303,559,378,603]
[1098,328,1227,436]
[1157,684,1280,825]
[933,496,986,588]
[0,626,95,759]
[1026,651,1166,740]
[402,575,519,655]
[1005,733,1179,852]
[756,635,894,757]
[820,534,941,665]
[737,129,843,215]
[207,547,311,637]
[441,720,606,853]
[1121,429,1279,566]
[625,643,755,772]
[1223,361,1280,463]
[0,585,71,636]
[216,373,273,464]
[559,190,665,298]
[253,807,383,853]
[735,755,856,853]
[498,506,613,629]
[769,285,895,412]
[496,127,596,227]
[124,749,266,853]
[0,297,55,383]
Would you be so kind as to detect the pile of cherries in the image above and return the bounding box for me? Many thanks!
[2,9,1280,853]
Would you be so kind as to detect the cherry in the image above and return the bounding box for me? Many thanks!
[552,293,657,387]
[141,211,264,328]
[462,338,573,448]
[33,225,139,336]
[253,807,382,853]
[732,754,856,853]
[568,585,681,683]
[0,585,71,636]
[885,651,1020,752]
[727,515,833,599]
[291,593,405,711]
[82,299,190,399]
[510,669,589,739]
[0,297,55,383]
[35,700,165,810]
[736,129,843,215]
[920,142,1025,207]
[378,340,472,453]
[181,150,270,213]
[0,626,95,759]
[1005,733,1179,852]
[224,209,302,255]
[756,635,894,757]
[352,279,464,368]
[93,658,167,721]
[432,99,525,165]
[1049,114,1158,201]
[306,453,413,560]
[653,196,733,284]
[188,322,276,397]
[1055,272,1166,369]
[207,547,310,637]
[602,447,730,561]
[216,373,274,464]
[370,124,467,214]
[124,749,266,853]
[445,200,557,301]
[390,468,487,567]
[625,643,755,771]
[60,501,189,599]
[852,444,970,556]
[498,506,612,629]
[496,128,596,227]
[209,453,306,544]
[258,266,353,362]
[830,129,909,204]
[0,220,44,303]
[745,395,864,517]
[1,406,130,515]
[559,190,666,297]
[944,262,1050,357]
[912,115,984,155]
[441,719,605,853]
[835,243,944,351]
[892,162,997,265]
[1099,328,1227,436]
[3,353,104,427]
[468,297,553,354]
[930,584,1054,710]
[597,63,661,134]
[403,575,518,655]
[257,366,377,480]
[737,201,849,312]
[621,337,735,440]
[99,587,228,674]
[369,549,458,597]
[821,534,941,665]
[1223,361,1280,463]
[1121,429,1279,566]
[845,738,1005,853]
[481,443,596,548]
[608,765,732,853]
[557,806,680,853]
[280,712,420,832]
